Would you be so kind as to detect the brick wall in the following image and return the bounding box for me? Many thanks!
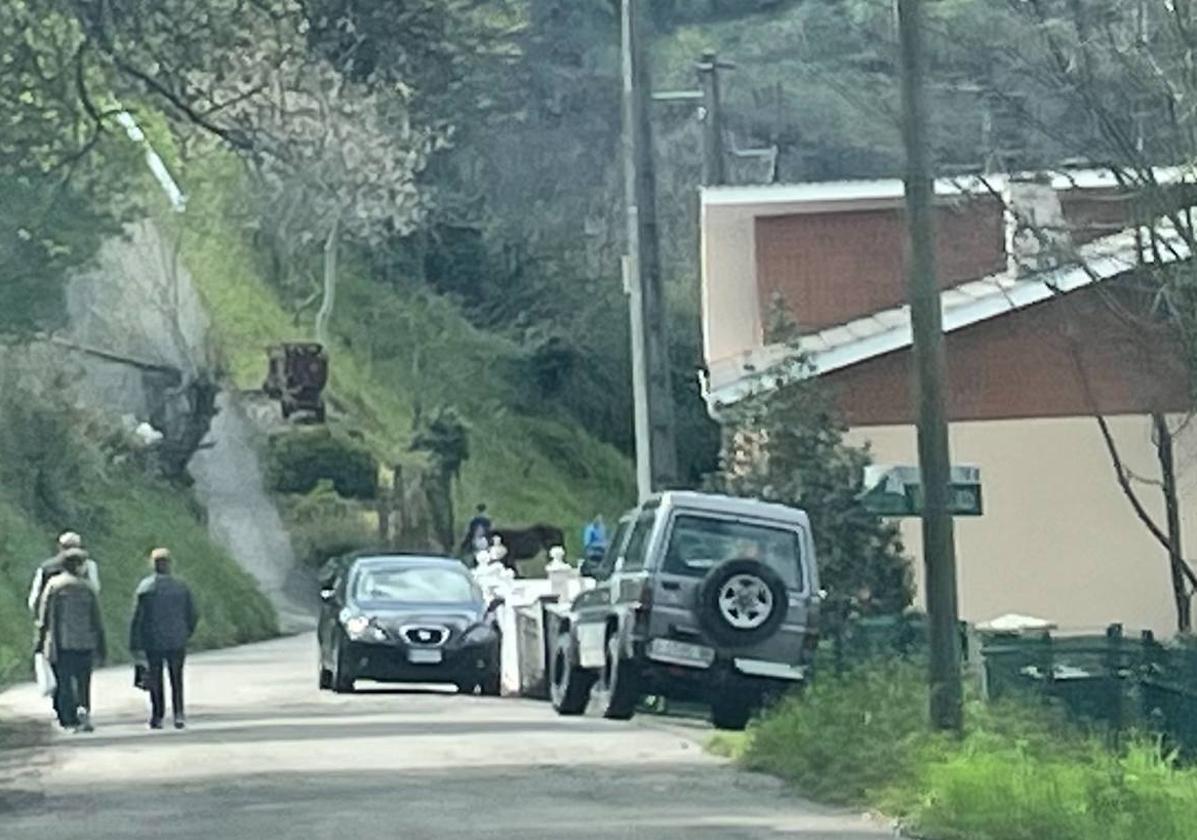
[824,285,1190,426]
[755,198,1005,332]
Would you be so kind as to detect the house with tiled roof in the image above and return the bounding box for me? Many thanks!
[699,169,1195,635]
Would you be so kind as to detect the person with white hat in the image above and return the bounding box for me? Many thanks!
[28,532,100,721]
[27,531,100,614]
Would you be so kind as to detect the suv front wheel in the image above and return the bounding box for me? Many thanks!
[550,632,595,715]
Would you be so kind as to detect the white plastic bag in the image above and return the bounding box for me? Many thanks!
[34,652,56,698]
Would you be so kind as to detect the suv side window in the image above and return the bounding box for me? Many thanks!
[592,519,632,580]
[620,510,657,572]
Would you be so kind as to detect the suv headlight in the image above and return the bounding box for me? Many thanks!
[463,623,499,646]
[344,615,386,642]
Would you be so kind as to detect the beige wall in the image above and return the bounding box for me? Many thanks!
[701,202,762,371]
[847,415,1197,637]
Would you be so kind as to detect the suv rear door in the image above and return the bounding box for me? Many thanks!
[647,509,815,665]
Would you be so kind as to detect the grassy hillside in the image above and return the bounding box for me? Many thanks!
[0,384,277,688]
[168,152,636,558]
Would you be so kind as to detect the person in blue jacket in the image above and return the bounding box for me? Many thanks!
[582,515,608,564]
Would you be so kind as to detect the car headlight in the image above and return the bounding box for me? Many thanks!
[463,623,499,646]
[344,615,386,642]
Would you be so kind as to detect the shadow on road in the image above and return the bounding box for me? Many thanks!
[1,763,889,840]
[55,715,618,750]
[0,717,50,815]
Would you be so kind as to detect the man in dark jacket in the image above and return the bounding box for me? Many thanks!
[39,548,106,733]
[129,548,199,730]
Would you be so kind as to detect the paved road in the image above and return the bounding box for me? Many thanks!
[0,634,890,839]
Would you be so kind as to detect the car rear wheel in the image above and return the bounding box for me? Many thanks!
[549,632,595,715]
[597,634,639,721]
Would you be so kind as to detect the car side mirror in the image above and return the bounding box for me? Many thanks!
[320,588,336,603]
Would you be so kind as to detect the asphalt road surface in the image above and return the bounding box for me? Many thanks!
[0,634,891,839]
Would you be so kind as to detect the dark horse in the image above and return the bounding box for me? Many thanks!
[490,524,565,571]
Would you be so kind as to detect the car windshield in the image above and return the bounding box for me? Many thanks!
[353,565,479,604]
[662,515,803,589]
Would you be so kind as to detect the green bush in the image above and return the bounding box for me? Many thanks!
[741,661,945,805]
[732,663,1197,840]
[265,428,379,500]
[282,482,377,568]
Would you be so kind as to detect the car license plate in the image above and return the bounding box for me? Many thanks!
[407,648,443,664]
[648,639,715,668]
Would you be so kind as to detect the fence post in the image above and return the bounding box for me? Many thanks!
[1105,623,1125,744]
[1037,629,1055,694]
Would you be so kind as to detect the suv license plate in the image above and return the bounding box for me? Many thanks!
[648,639,715,668]
[407,648,443,664]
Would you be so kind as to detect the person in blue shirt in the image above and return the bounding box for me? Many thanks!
[462,504,493,555]
[582,515,608,564]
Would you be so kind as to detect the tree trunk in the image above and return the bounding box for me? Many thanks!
[391,465,406,544]
[315,216,340,346]
[1153,412,1192,633]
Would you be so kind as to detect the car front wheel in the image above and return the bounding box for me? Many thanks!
[331,636,356,694]
[480,668,501,697]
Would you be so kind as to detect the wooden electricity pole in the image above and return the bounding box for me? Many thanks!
[696,52,732,186]
[621,0,678,501]
[897,0,964,732]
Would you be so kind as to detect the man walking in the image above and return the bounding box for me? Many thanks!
[39,548,106,733]
[129,548,198,730]
[28,531,99,614]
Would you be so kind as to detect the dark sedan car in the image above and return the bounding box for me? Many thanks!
[317,554,503,695]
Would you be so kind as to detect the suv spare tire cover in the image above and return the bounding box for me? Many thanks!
[697,558,789,647]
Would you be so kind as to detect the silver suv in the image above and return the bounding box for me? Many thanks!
[548,491,821,729]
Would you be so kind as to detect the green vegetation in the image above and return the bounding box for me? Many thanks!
[265,429,379,500]
[720,663,1197,840]
[168,152,635,559]
[0,379,276,688]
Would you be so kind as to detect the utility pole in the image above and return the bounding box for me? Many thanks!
[696,52,732,186]
[896,0,964,732]
[621,0,678,501]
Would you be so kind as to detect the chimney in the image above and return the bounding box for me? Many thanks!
[1004,174,1072,278]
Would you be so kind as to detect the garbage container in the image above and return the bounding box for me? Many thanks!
[516,600,549,699]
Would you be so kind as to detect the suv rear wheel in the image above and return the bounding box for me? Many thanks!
[597,634,639,720]
[550,632,595,715]
[710,688,758,731]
